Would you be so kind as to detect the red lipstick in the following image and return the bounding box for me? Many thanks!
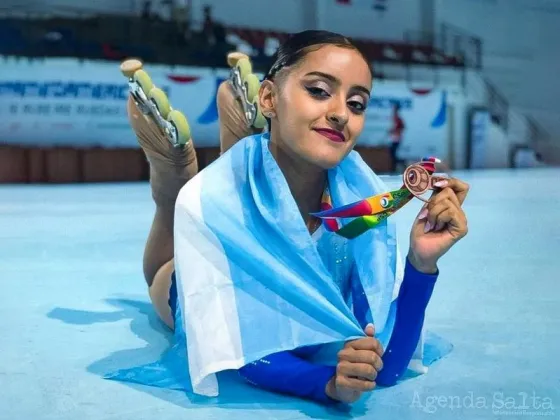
[313,128,345,143]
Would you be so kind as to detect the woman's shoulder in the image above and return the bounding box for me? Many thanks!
[336,149,390,195]
[339,149,378,178]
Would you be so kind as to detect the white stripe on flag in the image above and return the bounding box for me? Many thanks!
[174,173,245,396]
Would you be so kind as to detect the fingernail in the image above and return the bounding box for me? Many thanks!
[418,208,428,220]
[424,221,432,233]
[434,180,448,188]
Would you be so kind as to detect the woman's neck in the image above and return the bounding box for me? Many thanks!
[268,140,327,233]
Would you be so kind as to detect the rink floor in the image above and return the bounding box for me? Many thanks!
[1,167,558,420]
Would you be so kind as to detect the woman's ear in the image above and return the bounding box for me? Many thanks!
[258,79,277,118]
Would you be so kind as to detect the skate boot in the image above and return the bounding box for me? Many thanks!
[226,52,267,131]
[121,58,198,207]
[120,58,192,148]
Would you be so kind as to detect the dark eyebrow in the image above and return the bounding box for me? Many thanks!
[303,71,371,97]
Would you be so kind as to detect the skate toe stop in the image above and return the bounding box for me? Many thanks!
[227,52,250,68]
[121,58,144,78]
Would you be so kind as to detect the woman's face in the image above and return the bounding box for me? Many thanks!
[262,44,372,169]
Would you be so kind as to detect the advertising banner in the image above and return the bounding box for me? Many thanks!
[0,58,447,160]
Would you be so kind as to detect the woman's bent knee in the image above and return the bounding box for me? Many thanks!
[148,259,175,330]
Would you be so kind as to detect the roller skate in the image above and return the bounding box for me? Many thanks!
[226,52,267,130]
[120,58,191,148]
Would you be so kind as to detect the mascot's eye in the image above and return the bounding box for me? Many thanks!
[381,197,390,208]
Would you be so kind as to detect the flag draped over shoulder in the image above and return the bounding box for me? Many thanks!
[105,133,451,397]
[172,133,406,396]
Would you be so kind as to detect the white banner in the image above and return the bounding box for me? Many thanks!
[360,83,448,160]
[0,58,448,160]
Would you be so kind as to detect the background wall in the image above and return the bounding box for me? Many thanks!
[1,0,427,41]
[0,0,553,184]
[435,0,559,158]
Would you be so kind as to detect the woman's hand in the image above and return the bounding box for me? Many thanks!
[408,177,470,273]
[326,325,383,403]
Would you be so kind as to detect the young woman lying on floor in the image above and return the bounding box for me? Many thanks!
[126,30,469,404]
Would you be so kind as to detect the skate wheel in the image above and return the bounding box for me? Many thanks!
[243,73,260,102]
[236,57,253,81]
[227,52,250,68]
[133,70,154,96]
[251,98,267,129]
[120,58,143,78]
[148,87,171,119]
[167,110,191,146]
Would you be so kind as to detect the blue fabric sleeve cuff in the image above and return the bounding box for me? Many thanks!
[404,256,439,285]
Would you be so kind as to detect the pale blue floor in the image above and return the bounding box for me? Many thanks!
[1,168,559,420]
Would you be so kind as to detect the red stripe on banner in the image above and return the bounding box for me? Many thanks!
[411,88,433,96]
[166,75,200,83]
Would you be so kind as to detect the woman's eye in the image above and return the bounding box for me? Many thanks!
[348,101,366,113]
[306,86,330,98]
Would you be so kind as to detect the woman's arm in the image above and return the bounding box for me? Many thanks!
[238,351,337,404]
[238,257,438,402]
[376,256,438,386]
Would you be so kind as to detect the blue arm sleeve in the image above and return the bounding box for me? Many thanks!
[376,256,438,386]
[238,351,337,405]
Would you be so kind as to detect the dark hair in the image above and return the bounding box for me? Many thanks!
[264,30,373,82]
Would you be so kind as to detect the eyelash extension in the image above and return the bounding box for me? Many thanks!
[305,86,366,114]
[305,86,330,97]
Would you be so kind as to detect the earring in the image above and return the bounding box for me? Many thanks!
[266,112,275,118]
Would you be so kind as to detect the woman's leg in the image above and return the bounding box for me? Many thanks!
[130,79,255,329]
[127,95,197,329]
[217,80,263,154]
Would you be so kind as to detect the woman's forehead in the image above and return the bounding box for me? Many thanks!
[295,45,372,86]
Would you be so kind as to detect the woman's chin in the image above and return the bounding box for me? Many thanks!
[308,144,353,169]
[307,152,349,170]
